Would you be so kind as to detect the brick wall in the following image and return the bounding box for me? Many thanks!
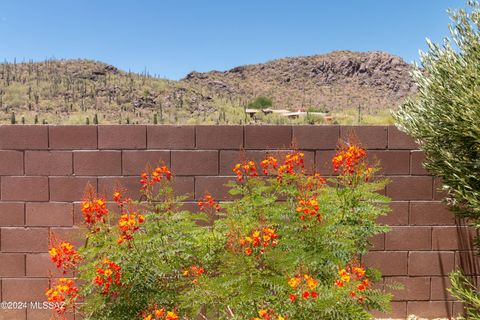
[0,125,477,319]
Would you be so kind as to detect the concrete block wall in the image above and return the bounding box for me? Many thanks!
[0,125,476,319]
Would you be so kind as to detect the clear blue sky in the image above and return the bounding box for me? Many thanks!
[0,0,463,80]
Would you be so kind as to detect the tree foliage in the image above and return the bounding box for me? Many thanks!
[394,1,480,317]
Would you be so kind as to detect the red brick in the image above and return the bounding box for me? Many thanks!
[196,126,243,149]
[432,226,475,250]
[97,176,194,202]
[384,276,430,301]
[0,203,25,226]
[292,125,339,149]
[370,301,406,319]
[147,125,195,149]
[26,253,69,278]
[409,251,455,276]
[25,203,73,227]
[122,150,170,175]
[0,254,25,277]
[369,233,385,251]
[340,125,387,149]
[195,176,235,201]
[25,151,72,176]
[407,301,453,318]
[50,177,96,201]
[2,278,49,302]
[97,177,142,200]
[433,177,448,200]
[173,177,195,200]
[385,226,431,250]
[386,176,433,200]
[171,151,218,175]
[244,126,292,149]
[1,228,48,252]
[0,308,26,320]
[410,201,455,226]
[1,177,49,201]
[388,126,418,149]
[98,125,146,149]
[364,251,408,276]
[369,150,410,175]
[50,227,84,249]
[411,150,429,175]
[74,151,121,175]
[0,126,48,149]
[0,151,23,175]
[314,150,337,175]
[431,277,455,301]
[453,302,465,317]
[455,251,480,275]
[27,309,75,320]
[219,150,315,175]
[377,201,409,226]
[49,125,97,149]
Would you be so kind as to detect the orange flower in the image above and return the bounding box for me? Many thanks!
[288,273,318,302]
[117,211,145,244]
[141,165,172,190]
[277,151,305,180]
[183,265,205,284]
[239,227,279,256]
[197,193,221,212]
[81,188,109,229]
[141,304,178,320]
[334,265,370,304]
[45,278,79,314]
[48,240,82,273]
[260,155,278,175]
[252,308,286,320]
[295,197,321,221]
[332,144,367,174]
[233,160,258,182]
[93,258,122,295]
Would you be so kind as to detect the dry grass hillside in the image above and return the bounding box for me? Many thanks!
[0,51,415,124]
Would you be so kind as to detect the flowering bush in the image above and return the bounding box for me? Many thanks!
[46,143,392,320]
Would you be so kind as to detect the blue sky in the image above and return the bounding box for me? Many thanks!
[0,0,463,79]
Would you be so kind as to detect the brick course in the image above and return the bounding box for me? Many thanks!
[0,125,473,319]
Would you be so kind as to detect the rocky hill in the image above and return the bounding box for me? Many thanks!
[0,51,415,124]
[184,51,416,113]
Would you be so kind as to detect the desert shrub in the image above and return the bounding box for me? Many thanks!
[46,144,392,320]
[246,96,273,109]
[394,1,480,316]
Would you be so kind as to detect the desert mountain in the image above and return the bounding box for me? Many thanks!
[0,51,415,124]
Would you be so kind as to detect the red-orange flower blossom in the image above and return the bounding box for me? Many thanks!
[252,309,286,320]
[117,211,145,244]
[334,265,370,303]
[141,165,172,190]
[48,240,82,273]
[233,160,259,181]
[332,145,367,174]
[288,273,319,302]
[183,265,205,284]
[197,193,220,212]
[239,227,279,256]
[94,258,122,295]
[260,155,278,175]
[81,188,109,228]
[295,197,321,221]
[141,305,179,320]
[45,278,79,314]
